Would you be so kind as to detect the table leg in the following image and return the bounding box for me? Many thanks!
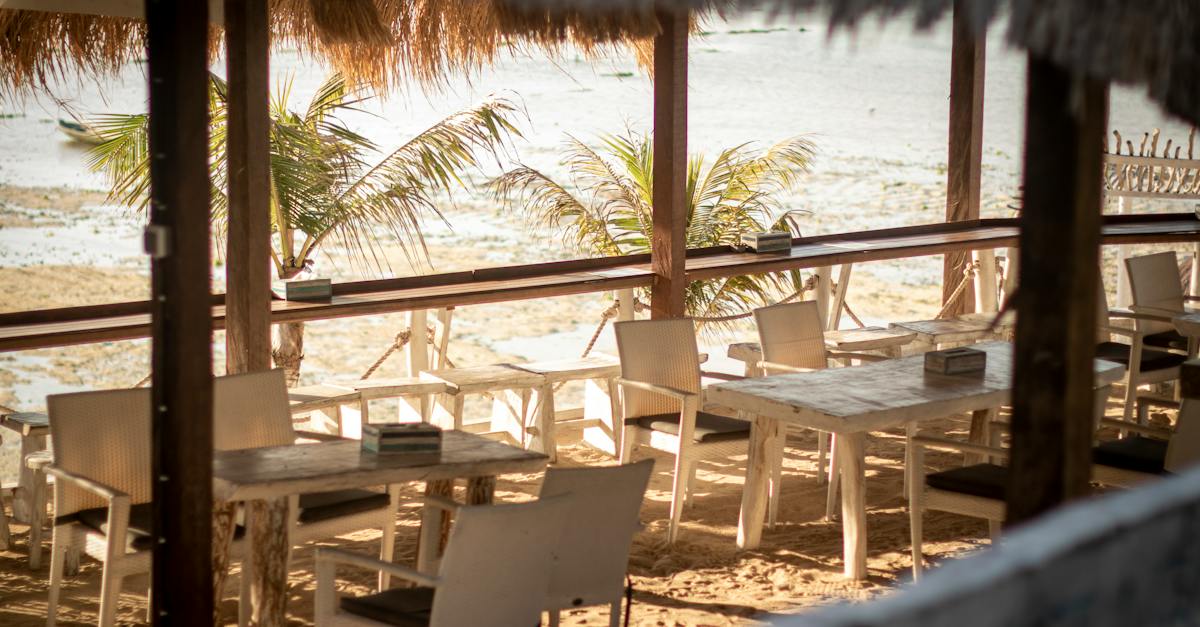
[417,479,455,574]
[837,432,867,581]
[211,500,238,623]
[530,384,557,463]
[737,413,775,549]
[966,408,996,465]
[14,433,47,523]
[247,497,290,627]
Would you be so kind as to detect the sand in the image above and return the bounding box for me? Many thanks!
[0,181,1189,625]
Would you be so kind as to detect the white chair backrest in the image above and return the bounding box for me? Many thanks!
[614,318,701,419]
[1166,397,1200,473]
[539,460,653,608]
[213,369,294,451]
[47,388,153,517]
[1126,251,1185,335]
[754,300,827,372]
[431,496,570,627]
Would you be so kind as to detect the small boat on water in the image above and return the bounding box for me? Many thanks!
[57,119,105,145]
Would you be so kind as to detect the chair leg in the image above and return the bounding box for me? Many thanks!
[816,430,829,485]
[618,426,635,465]
[46,526,67,627]
[988,520,1001,542]
[378,487,400,590]
[683,461,698,508]
[548,609,561,627]
[97,572,124,627]
[667,453,688,544]
[29,471,47,569]
[825,434,840,521]
[238,550,253,627]
[909,499,923,581]
[608,599,622,627]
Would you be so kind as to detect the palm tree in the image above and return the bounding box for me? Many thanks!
[88,73,524,385]
[489,131,815,332]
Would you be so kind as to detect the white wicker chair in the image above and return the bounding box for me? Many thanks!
[1097,286,1186,423]
[314,496,569,626]
[1093,384,1200,487]
[753,300,887,524]
[44,388,154,627]
[540,459,653,627]
[1125,251,1199,351]
[213,369,401,625]
[907,385,1112,579]
[614,318,750,544]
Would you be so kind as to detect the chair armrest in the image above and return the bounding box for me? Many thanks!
[827,351,888,363]
[615,378,698,401]
[757,361,815,374]
[700,370,743,381]
[316,547,442,588]
[1100,325,1140,339]
[1098,418,1173,439]
[1119,306,1180,323]
[423,495,461,514]
[294,430,349,443]
[1183,296,1200,303]
[910,434,1009,460]
[44,465,130,502]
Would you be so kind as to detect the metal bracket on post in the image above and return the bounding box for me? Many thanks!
[143,225,171,260]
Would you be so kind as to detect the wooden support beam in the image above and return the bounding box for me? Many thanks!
[942,0,986,317]
[146,0,214,622]
[650,9,688,319]
[1006,56,1108,526]
[224,0,272,374]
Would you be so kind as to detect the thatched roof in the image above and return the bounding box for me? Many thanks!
[498,0,1200,126]
[0,0,662,96]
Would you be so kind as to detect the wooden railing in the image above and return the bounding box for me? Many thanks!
[2,213,1198,352]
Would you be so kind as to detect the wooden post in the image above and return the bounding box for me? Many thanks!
[942,0,986,316]
[224,0,272,375]
[650,9,688,319]
[146,0,213,622]
[1006,56,1108,526]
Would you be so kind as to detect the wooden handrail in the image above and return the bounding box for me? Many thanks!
[1,213,1197,352]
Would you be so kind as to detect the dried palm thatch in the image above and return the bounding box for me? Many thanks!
[0,0,662,97]
[498,0,1200,125]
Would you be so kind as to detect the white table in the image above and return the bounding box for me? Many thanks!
[890,312,1013,351]
[1172,312,1200,358]
[705,342,1125,580]
[212,431,547,626]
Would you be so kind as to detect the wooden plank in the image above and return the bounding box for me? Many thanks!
[943,0,986,317]
[223,0,272,375]
[145,0,214,622]
[3,216,1200,352]
[1006,59,1108,526]
[650,9,688,319]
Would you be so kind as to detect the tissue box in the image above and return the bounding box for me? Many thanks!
[924,347,987,375]
[271,278,332,302]
[740,231,792,253]
[362,423,442,454]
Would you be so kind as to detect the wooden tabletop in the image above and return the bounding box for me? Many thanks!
[334,377,449,399]
[706,342,1125,434]
[1172,312,1200,337]
[212,430,547,501]
[824,326,917,351]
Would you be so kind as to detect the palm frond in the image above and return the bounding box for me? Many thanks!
[488,165,624,257]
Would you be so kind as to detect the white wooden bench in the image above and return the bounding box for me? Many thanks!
[328,377,449,434]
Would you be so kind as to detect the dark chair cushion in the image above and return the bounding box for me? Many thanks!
[1093,436,1169,475]
[628,411,751,443]
[1143,329,1189,352]
[925,463,1008,500]
[58,503,245,550]
[1095,342,1187,372]
[298,488,390,525]
[341,586,435,626]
